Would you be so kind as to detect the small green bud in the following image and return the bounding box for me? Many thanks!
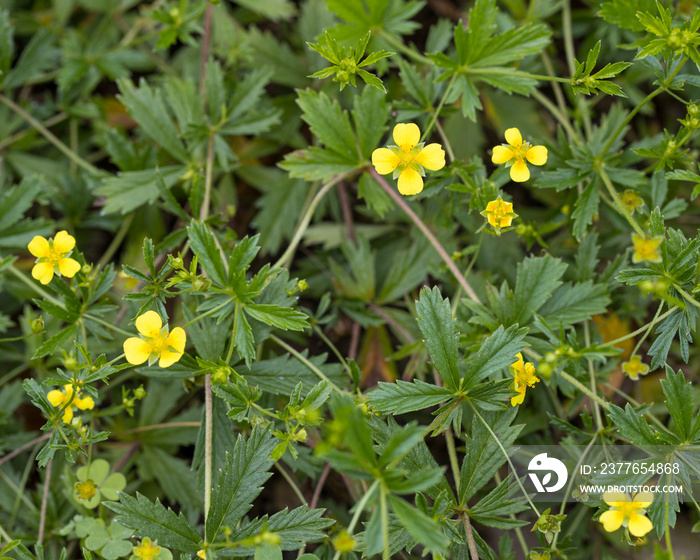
[64,356,79,371]
[134,385,147,399]
[211,367,229,385]
[31,317,45,334]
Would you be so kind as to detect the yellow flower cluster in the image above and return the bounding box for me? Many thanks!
[47,383,95,423]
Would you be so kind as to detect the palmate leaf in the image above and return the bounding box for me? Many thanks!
[462,325,528,389]
[368,379,453,414]
[415,286,460,391]
[660,366,697,442]
[648,305,698,370]
[104,493,202,552]
[326,0,424,41]
[245,304,309,331]
[510,255,568,325]
[206,426,278,542]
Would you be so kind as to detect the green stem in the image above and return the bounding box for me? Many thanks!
[8,265,64,307]
[331,481,380,560]
[274,171,356,269]
[673,283,700,309]
[200,133,216,222]
[380,488,390,560]
[270,335,344,394]
[583,322,604,432]
[464,67,570,83]
[0,112,68,150]
[597,165,645,237]
[183,301,231,328]
[421,74,456,143]
[600,306,675,348]
[470,405,541,517]
[631,300,664,356]
[445,429,461,489]
[371,169,481,303]
[83,313,133,337]
[313,325,351,376]
[275,462,307,505]
[377,30,431,65]
[665,494,674,559]
[563,0,592,138]
[204,373,213,522]
[0,94,101,175]
[225,303,241,363]
[96,213,135,271]
[556,368,611,411]
[532,89,579,145]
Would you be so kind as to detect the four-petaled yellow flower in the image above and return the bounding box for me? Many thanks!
[621,190,644,214]
[371,123,446,196]
[510,353,539,406]
[123,310,186,368]
[28,231,81,285]
[622,355,650,380]
[481,196,518,234]
[632,234,663,263]
[47,383,95,424]
[599,491,653,537]
[133,538,161,560]
[492,128,547,182]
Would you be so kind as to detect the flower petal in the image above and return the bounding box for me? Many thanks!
[397,167,424,196]
[599,509,625,533]
[492,145,514,164]
[159,348,184,368]
[632,491,653,508]
[123,336,153,365]
[58,257,81,278]
[504,128,522,148]
[165,327,187,353]
[392,123,420,152]
[135,310,163,339]
[53,230,76,254]
[510,160,530,182]
[603,490,627,507]
[47,389,66,407]
[628,512,653,537]
[525,145,548,166]
[74,396,95,410]
[511,389,526,406]
[28,236,50,258]
[32,262,55,285]
[62,406,74,424]
[415,143,445,171]
[371,148,400,175]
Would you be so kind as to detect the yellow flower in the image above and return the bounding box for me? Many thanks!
[491,128,547,182]
[632,234,663,263]
[620,190,644,214]
[123,311,186,368]
[599,491,653,537]
[510,353,539,406]
[133,538,161,560]
[28,231,81,285]
[480,196,518,234]
[622,355,650,380]
[371,123,446,195]
[46,383,95,424]
[332,530,356,553]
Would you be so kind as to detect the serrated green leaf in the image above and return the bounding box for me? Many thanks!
[607,403,659,446]
[105,492,202,552]
[4,29,58,89]
[0,176,43,232]
[187,222,227,288]
[33,324,78,359]
[296,89,357,160]
[537,281,610,327]
[206,426,277,542]
[415,286,460,391]
[95,166,183,215]
[245,304,308,331]
[649,306,697,370]
[660,366,694,442]
[117,79,188,163]
[462,325,528,389]
[389,496,449,553]
[511,255,568,325]
[467,478,528,529]
[0,9,13,78]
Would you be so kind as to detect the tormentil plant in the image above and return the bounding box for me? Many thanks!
[1,1,700,560]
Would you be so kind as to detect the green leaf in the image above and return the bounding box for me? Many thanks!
[280,147,360,181]
[95,166,183,215]
[511,255,568,325]
[0,176,43,232]
[0,9,13,79]
[4,29,58,89]
[415,286,460,391]
[571,180,600,241]
[352,86,390,160]
[245,304,309,331]
[599,0,657,31]
[117,78,188,163]
[649,306,697,370]
[537,281,610,327]
[187,222,227,288]
[473,23,551,68]
[606,403,659,446]
[462,325,528,389]
[388,496,449,554]
[206,426,277,542]
[467,478,528,529]
[141,447,199,509]
[296,89,357,160]
[460,409,522,504]
[104,492,202,552]
[233,0,296,20]
[255,544,282,560]
[378,422,428,467]
[33,324,78,359]
[234,306,256,367]
[660,366,694,442]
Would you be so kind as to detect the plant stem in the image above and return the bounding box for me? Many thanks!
[0,433,51,467]
[270,335,344,393]
[84,313,133,337]
[96,213,135,271]
[665,494,674,559]
[8,265,64,307]
[274,172,356,269]
[275,462,307,505]
[556,368,611,411]
[200,133,216,222]
[371,169,481,303]
[470,405,541,517]
[631,301,665,356]
[331,481,380,560]
[118,421,201,435]
[421,74,456,143]
[583,322,603,432]
[204,373,213,523]
[0,112,68,150]
[378,30,431,65]
[600,306,675,348]
[445,428,461,489]
[461,513,480,560]
[532,90,579,144]
[597,165,645,237]
[38,458,53,543]
[562,0,592,138]
[0,94,100,175]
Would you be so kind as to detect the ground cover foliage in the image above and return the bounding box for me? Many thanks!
[1,0,700,559]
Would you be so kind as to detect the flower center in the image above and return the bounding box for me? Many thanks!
[511,142,532,162]
[146,332,169,354]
